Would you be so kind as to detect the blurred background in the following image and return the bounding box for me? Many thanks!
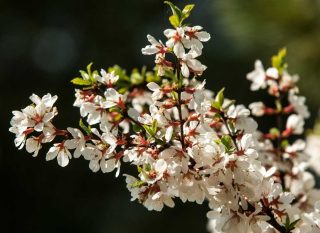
[1,0,320,232]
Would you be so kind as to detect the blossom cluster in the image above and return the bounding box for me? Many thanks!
[237,48,320,233]
[9,2,320,233]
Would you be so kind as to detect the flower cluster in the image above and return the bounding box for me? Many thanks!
[242,48,320,233]
[9,2,320,233]
[142,2,209,78]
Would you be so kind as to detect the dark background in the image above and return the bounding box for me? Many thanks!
[1,0,320,233]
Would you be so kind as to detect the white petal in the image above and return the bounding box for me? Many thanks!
[46,146,59,161]
[101,158,116,173]
[181,63,190,78]
[34,122,44,132]
[128,108,139,120]
[141,45,158,55]
[89,160,100,172]
[163,29,175,38]
[147,34,160,46]
[64,139,77,150]
[29,94,41,105]
[155,159,167,174]
[165,126,173,142]
[57,151,70,167]
[43,112,54,122]
[26,138,38,153]
[147,82,160,91]
[195,31,211,42]
[173,42,185,58]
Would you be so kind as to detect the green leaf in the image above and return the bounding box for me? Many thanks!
[151,120,158,135]
[71,77,92,86]
[131,180,145,188]
[214,87,225,109]
[79,119,91,135]
[108,65,130,82]
[143,120,158,138]
[288,219,300,230]
[221,135,234,152]
[272,48,287,75]
[146,71,161,83]
[182,4,194,16]
[284,215,300,231]
[86,62,94,81]
[164,1,182,17]
[169,15,180,28]
[118,87,128,94]
[144,163,151,172]
[130,69,144,85]
[281,139,289,149]
[164,1,182,27]
[211,101,221,110]
[171,91,179,101]
[71,63,98,86]
[181,4,194,23]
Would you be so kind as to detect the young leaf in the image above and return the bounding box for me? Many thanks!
[169,15,180,28]
[71,77,92,86]
[164,1,182,27]
[181,4,194,22]
[221,135,234,152]
[214,87,225,109]
[79,118,91,135]
[131,180,145,188]
[272,48,287,75]
[130,69,144,85]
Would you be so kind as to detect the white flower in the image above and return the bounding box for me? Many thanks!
[227,105,257,133]
[144,191,175,211]
[64,127,86,158]
[286,114,305,135]
[29,93,58,109]
[237,134,258,159]
[104,88,126,109]
[142,35,168,56]
[10,110,31,132]
[246,60,267,91]
[147,82,163,100]
[180,51,207,78]
[164,27,185,58]
[289,91,310,119]
[46,143,72,167]
[124,174,141,201]
[22,94,58,132]
[182,25,211,56]
[265,67,279,79]
[227,105,250,119]
[280,71,299,90]
[249,102,265,117]
[81,97,107,125]
[26,136,42,157]
[95,70,119,87]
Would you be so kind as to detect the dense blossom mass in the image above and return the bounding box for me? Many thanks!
[9,2,320,233]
